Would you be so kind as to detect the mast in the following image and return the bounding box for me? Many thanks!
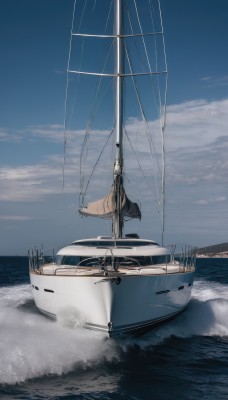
[113,0,124,238]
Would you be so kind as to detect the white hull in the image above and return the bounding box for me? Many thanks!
[30,269,194,336]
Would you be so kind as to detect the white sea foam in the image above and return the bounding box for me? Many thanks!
[0,280,227,384]
[131,279,228,349]
[0,285,119,385]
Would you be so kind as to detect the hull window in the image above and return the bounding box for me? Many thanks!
[156,289,170,295]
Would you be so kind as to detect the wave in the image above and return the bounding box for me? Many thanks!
[0,280,227,385]
[0,285,119,385]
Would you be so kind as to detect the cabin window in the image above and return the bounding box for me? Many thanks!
[151,255,170,265]
[118,255,170,266]
[72,240,158,247]
[56,254,170,267]
[57,255,101,267]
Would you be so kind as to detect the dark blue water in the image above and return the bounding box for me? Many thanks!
[0,257,228,400]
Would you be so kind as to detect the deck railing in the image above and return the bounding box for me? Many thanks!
[168,244,197,271]
[28,243,196,274]
[28,248,55,271]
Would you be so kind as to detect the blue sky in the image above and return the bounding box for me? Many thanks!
[0,0,228,255]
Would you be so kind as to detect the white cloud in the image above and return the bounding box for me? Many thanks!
[1,98,228,205]
[165,99,228,188]
[0,124,65,144]
[0,97,228,250]
[0,128,21,142]
[0,163,64,201]
[200,75,228,88]
[194,197,227,206]
[28,124,64,142]
[166,98,228,150]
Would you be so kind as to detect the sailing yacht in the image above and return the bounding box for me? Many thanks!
[29,0,195,336]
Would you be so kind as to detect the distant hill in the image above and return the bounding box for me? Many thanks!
[197,242,228,256]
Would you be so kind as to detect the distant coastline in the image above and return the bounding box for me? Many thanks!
[196,253,228,259]
[197,242,228,258]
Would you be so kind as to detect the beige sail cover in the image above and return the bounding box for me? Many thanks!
[79,185,141,220]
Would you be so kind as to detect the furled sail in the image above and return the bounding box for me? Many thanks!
[79,185,141,220]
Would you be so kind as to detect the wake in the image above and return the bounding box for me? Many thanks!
[0,279,227,384]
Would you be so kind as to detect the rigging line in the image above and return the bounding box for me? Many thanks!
[124,41,160,173]
[124,40,162,190]
[78,39,91,201]
[68,37,85,130]
[124,126,161,220]
[124,3,164,222]
[158,1,168,87]
[78,0,88,32]
[80,69,112,180]
[125,0,161,128]
[72,36,87,202]
[124,0,146,75]
[79,39,115,205]
[133,0,153,77]
[79,39,114,161]
[133,0,163,123]
[80,0,114,137]
[63,0,87,202]
[124,126,156,192]
[124,0,162,131]
[133,0,167,230]
[134,0,167,114]
[157,0,168,244]
[148,0,162,121]
[125,58,161,183]
[158,0,168,129]
[92,0,97,13]
[72,32,163,38]
[80,39,114,147]
[148,0,168,238]
[62,0,77,196]
[81,128,114,202]
[149,0,167,130]
[80,78,114,204]
[73,0,112,138]
[148,0,164,226]
[161,124,166,245]
[77,0,98,169]
[105,0,113,33]
[68,70,166,77]
[125,42,163,221]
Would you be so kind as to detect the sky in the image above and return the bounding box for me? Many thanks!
[0,0,228,255]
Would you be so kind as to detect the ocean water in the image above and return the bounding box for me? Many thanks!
[0,257,228,400]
